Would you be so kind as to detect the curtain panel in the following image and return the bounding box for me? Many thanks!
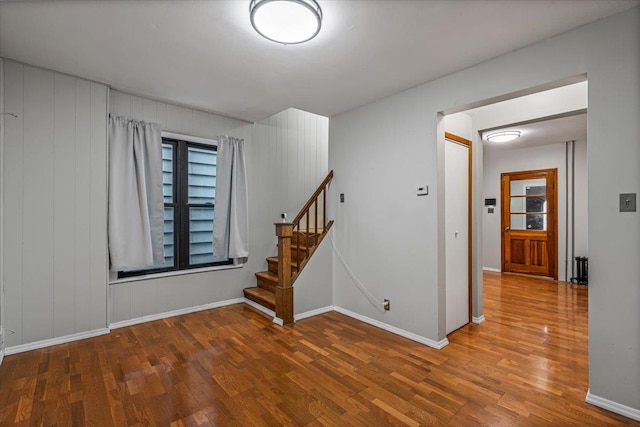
[213,135,249,259]
[108,115,164,271]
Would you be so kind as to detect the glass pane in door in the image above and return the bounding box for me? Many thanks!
[510,178,546,196]
[510,213,547,230]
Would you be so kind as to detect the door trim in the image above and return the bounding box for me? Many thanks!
[501,168,558,279]
[444,132,472,322]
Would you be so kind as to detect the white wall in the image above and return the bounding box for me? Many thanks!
[294,236,332,316]
[0,58,4,356]
[2,60,108,347]
[482,140,588,281]
[109,94,330,324]
[329,6,640,411]
[444,113,472,140]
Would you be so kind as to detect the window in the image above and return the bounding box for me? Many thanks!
[118,137,231,278]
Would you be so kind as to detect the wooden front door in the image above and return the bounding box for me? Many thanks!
[501,169,557,279]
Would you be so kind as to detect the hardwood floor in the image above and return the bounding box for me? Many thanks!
[1,272,637,426]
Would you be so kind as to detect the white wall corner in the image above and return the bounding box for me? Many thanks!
[472,315,485,324]
[585,389,640,422]
[334,306,449,350]
[0,349,4,367]
[4,328,110,356]
[110,298,245,329]
[294,305,334,322]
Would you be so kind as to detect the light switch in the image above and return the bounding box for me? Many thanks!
[417,185,429,196]
[619,193,636,212]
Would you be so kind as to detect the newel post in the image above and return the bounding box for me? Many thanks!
[275,223,294,325]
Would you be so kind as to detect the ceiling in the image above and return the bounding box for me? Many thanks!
[482,113,587,152]
[0,1,638,122]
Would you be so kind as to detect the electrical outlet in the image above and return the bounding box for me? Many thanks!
[383,299,390,311]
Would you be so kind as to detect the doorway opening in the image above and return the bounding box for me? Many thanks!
[440,77,588,338]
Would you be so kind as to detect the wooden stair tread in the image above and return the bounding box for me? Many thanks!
[243,287,275,311]
[295,228,324,235]
[255,271,278,282]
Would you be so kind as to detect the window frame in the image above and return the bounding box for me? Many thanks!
[118,136,232,278]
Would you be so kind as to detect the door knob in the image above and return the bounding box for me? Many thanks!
[504,227,510,231]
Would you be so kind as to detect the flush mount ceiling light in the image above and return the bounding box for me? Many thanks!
[250,0,322,45]
[486,131,521,143]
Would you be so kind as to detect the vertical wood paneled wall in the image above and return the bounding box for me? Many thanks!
[2,61,108,347]
[108,94,329,324]
[249,108,329,260]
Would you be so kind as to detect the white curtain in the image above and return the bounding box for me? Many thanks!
[108,115,164,270]
[213,135,249,259]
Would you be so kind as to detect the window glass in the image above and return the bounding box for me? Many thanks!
[163,144,173,203]
[189,207,216,264]
[188,147,216,205]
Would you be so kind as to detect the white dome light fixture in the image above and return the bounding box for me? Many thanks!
[486,131,521,143]
[250,0,322,45]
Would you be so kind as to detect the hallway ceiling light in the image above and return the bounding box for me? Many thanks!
[486,131,521,143]
[250,0,323,45]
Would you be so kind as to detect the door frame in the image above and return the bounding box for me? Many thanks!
[444,132,472,322]
[501,168,558,279]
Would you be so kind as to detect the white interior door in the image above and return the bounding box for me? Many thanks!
[445,140,469,335]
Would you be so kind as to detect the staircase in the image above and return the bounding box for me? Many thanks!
[244,171,334,324]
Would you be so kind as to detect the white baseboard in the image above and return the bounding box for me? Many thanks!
[334,306,449,350]
[109,298,245,329]
[295,305,335,322]
[472,315,486,324]
[243,298,276,319]
[0,349,4,366]
[272,317,284,326]
[5,328,110,355]
[483,267,502,273]
[585,389,640,421]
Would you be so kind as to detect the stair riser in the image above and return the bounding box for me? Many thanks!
[267,259,299,275]
[290,248,310,263]
[257,275,277,292]
[268,260,278,274]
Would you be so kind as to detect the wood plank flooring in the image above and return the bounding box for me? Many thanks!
[1,272,637,426]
